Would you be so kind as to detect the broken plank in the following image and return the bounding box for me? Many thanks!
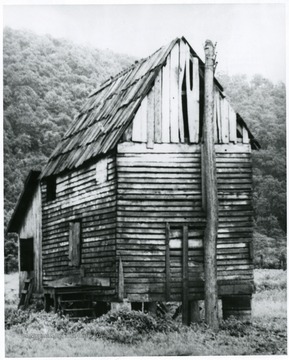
[228,103,237,143]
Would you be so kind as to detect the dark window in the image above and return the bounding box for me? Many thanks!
[19,238,34,271]
[69,221,82,267]
[46,176,56,201]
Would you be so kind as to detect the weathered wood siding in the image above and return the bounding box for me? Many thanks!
[116,143,205,302]
[116,143,253,301]
[18,184,42,294]
[41,154,117,297]
[216,144,254,283]
[125,42,250,148]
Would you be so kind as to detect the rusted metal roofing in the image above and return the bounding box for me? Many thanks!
[41,37,259,178]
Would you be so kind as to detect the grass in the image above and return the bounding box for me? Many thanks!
[5,272,18,308]
[5,269,287,357]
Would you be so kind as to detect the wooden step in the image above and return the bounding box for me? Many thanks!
[61,299,92,303]
[64,308,94,312]
[18,278,34,309]
[68,317,95,321]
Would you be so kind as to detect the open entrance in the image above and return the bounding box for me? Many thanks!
[19,237,34,272]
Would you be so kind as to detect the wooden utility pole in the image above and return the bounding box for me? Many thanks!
[203,40,219,332]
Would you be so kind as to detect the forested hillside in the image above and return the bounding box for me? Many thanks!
[4,27,286,271]
[217,74,286,235]
[4,27,134,226]
[217,73,286,267]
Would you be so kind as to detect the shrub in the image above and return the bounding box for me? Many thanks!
[220,316,247,337]
[5,308,30,329]
[76,308,181,344]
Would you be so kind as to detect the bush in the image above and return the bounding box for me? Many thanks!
[5,308,30,329]
[220,316,247,337]
[80,308,181,343]
[5,306,181,344]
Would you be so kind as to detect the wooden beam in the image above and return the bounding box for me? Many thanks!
[202,40,219,332]
[189,300,201,323]
[118,257,124,301]
[165,222,171,300]
[117,142,201,154]
[182,225,189,325]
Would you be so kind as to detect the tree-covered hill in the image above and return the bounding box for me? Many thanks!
[217,73,286,238]
[4,28,286,271]
[4,27,134,227]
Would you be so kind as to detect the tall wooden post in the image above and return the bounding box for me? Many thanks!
[203,40,219,332]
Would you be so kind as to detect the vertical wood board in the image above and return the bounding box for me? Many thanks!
[242,126,249,144]
[215,90,221,143]
[154,72,162,143]
[132,106,143,142]
[220,98,229,144]
[169,43,179,143]
[186,54,194,142]
[161,57,171,143]
[19,184,42,293]
[213,88,218,143]
[178,41,187,143]
[147,88,155,149]
[228,104,237,143]
[141,96,148,142]
[165,222,171,300]
[182,225,189,325]
[192,57,200,142]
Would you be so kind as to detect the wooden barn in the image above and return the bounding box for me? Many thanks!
[7,37,259,323]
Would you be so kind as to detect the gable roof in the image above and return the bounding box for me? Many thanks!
[7,170,41,233]
[41,37,259,178]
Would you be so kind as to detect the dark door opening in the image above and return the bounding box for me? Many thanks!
[19,238,34,271]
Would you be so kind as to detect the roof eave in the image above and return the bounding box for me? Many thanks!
[6,170,41,234]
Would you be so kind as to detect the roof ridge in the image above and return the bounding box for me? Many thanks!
[88,37,181,98]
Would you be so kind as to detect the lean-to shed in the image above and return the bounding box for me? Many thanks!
[8,37,259,320]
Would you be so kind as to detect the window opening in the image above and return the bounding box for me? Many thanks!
[46,176,56,201]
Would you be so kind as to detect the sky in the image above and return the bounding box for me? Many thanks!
[2,2,287,83]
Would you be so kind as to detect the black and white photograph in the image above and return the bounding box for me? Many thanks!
[3,1,287,357]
